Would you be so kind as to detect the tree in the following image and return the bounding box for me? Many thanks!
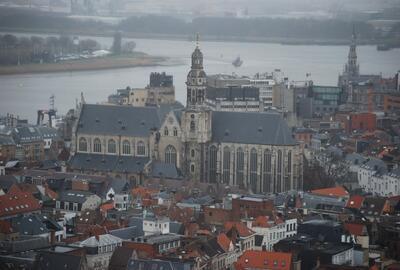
[112,31,122,54]
[79,39,99,52]
[122,40,136,53]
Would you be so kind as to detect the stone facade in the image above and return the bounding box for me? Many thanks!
[71,40,303,195]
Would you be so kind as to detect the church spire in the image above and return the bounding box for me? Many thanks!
[186,33,207,108]
[345,24,359,77]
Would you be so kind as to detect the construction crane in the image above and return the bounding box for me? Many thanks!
[37,95,57,127]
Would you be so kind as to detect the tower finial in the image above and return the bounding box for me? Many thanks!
[196,32,200,47]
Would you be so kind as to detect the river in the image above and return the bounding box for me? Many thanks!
[0,34,399,122]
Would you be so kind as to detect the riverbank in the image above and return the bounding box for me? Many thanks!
[0,53,167,75]
[0,26,385,46]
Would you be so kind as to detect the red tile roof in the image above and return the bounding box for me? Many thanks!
[217,233,231,252]
[235,250,292,270]
[346,195,365,209]
[0,188,41,218]
[0,220,13,234]
[344,222,367,236]
[224,221,255,238]
[100,202,114,213]
[311,186,349,197]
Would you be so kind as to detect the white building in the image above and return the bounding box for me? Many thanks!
[76,234,122,270]
[247,216,297,251]
[143,215,170,236]
[357,158,400,196]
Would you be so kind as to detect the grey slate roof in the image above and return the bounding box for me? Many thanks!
[128,217,144,236]
[35,251,84,270]
[12,214,63,236]
[12,126,43,144]
[211,111,297,145]
[363,158,387,174]
[345,153,367,165]
[151,162,180,179]
[110,226,140,240]
[0,175,19,192]
[77,104,162,137]
[58,190,95,204]
[69,153,149,174]
[0,135,15,146]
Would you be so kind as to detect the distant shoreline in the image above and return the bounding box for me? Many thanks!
[0,27,383,46]
[0,54,167,76]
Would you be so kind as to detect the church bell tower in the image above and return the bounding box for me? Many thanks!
[186,33,207,108]
[182,34,212,182]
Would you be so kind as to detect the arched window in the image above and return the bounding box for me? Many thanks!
[79,137,87,152]
[286,150,292,191]
[108,139,116,153]
[190,121,195,132]
[173,127,178,136]
[164,127,169,136]
[236,148,244,188]
[250,148,258,193]
[93,138,101,153]
[277,150,282,193]
[137,141,145,156]
[191,149,195,157]
[122,140,131,155]
[165,145,177,166]
[209,145,217,183]
[222,146,231,184]
[263,149,272,193]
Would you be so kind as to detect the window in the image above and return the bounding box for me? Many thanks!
[236,148,244,188]
[277,150,283,193]
[79,137,87,152]
[165,145,177,166]
[250,148,258,193]
[222,146,231,184]
[191,149,195,157]
[108,139,116,153]
[191,164,195,173]
[93,138,102,153]
[164,127,169,136]
[285,150,292,191]
[263,149,272,193]
[137,141,145,156]
[209,145,217,183]
[173,127,178,136]
[190,121,195,132]
[122,140,130,155]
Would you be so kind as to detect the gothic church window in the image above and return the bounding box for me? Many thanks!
[137,141,146,156]
[164,127,169,136]
[79,137,87,152]
[250,148,258,193]
[190,121,195,132]
[222,146,231,184]
[122,140,131,155]
[165,145,177,166]
[93,138,102,153]
[173,127,178,136]
[236,148,244,188]
[108,139,116,154]
[263,149,272,193]
[209,145,217,183]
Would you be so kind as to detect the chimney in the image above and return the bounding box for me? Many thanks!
[50,230,56,245]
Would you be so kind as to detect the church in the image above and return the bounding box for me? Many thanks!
[70,40,303,194]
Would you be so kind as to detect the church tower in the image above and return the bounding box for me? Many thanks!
[344,25,360,78]
[186,34,207,107]
[181,34,212,182]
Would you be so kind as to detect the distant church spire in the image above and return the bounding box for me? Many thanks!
[186,33,207,108]
[345,24,359,77]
